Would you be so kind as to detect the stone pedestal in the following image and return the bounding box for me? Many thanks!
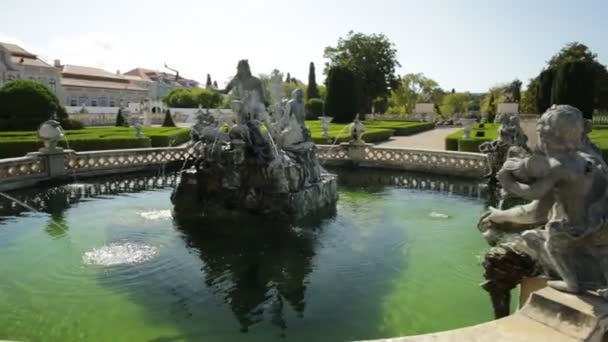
[27,150,74,178]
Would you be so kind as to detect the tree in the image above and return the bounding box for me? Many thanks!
[387,73,441,115]
[508,79,522,102]
[162,88,223,108]
[162,109,176,127]
[529,42,608,115]
[307,62,320,100]
[440,93,470,117]
[305,98,324,119]
[536,68,555,114]
[324,31,400,114]
[115,108,126,127]
[213,81,218,88]
[551,61,597,119]
[325,66,358,123]
[548,42,598,67]
[372,97,389,114]
[285,72,291,83]
[481,85,506,122]
[520,78,538,113]
[206,74,212,88]
[0,80,69,131]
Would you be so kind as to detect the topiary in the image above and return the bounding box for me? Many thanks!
[305,98,324,119]
[0,80,69,131]
[163,109,176,127]
[325,66,358,123]
[115,108,126,127]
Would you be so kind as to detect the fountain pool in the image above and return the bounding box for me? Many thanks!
[0,169,494,342]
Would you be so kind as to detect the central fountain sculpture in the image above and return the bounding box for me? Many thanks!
[171,60,338,220]
[478,105,608,318]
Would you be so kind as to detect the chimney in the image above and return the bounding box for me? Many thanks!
[54,59,61,67]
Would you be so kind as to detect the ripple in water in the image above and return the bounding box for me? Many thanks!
[83,243,157,266]
[139,210,172,220]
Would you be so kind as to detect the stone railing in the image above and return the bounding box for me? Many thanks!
[65,147,194,176]
[0,155,48,190]
[318,144,488,178]
[0,142,487,191]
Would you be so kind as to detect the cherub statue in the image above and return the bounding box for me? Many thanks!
[349,114,366,145]
[479,105,608,297]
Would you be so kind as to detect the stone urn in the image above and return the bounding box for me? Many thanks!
[37,120,64,153]
[318,116,333,140]
[459,118,476,139]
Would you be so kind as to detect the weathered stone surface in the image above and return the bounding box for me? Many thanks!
[357,287,608,342]
[172,60,338,220]
[479,105,608,317]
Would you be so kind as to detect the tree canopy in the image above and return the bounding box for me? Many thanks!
[162,88,223,108]
[387,73,442,115]
[440,93,471,117]
[324,31,400,114]
[0,80,69,130]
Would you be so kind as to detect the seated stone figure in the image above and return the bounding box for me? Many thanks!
[480,105,608,297]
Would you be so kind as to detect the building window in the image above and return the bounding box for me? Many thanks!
[91,99,98,107]
[99,97,108,107]
[49,79,56,92]
[38,76,46,83]
[109,99,116,107]
[70,98,77,106]
[7,74,15,81]
[78,96,88,106]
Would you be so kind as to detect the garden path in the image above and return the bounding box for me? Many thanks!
[376,127,461,150]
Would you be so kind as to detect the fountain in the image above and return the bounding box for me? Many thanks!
[171,60,338,220]
[478,105,608,322]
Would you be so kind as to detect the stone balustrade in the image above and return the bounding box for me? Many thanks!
[0,143,488,191]
[318,144,488,178]
[65,147,194,176]
[0,155,48,190]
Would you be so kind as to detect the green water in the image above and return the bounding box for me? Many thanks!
[0,172,493,341]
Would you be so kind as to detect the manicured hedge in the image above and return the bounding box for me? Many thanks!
[364,121,434,136]
[310,128,394,144]
[0,127,190,158]
[445,123,499,152]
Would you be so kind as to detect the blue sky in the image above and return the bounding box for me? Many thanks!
[0,0,606,92]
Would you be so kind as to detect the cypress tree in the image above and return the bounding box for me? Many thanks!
[162,109,176,127]
[325,66,358,123]
[286,72,291,83]
[115,108,126,126]
[536,68,555,114]
[551,61,596,119]
[213,80,218,88]
[307,62,320,100]
[206,74,212,88]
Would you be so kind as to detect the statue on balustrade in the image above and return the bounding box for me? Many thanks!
[478,105,608,318]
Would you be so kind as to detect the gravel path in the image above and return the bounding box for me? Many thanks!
[377,127,462,150]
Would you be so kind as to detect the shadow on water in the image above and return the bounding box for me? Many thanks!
[171,210,335,335]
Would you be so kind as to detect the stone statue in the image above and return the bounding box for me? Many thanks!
[172,60,338,220]
[349,114,365,145]
[479,113,530,196]
[37,120,64,153]
[478,105,608,317]
[219,60,266,123]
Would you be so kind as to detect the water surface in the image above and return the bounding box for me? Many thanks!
[0,170,492,341]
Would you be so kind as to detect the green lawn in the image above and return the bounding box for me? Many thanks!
[445,123,499,152]
[306,120,434,144]
[446,123,608,159]
[0,127,190,159]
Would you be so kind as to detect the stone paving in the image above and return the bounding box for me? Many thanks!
[377,127,462,150]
